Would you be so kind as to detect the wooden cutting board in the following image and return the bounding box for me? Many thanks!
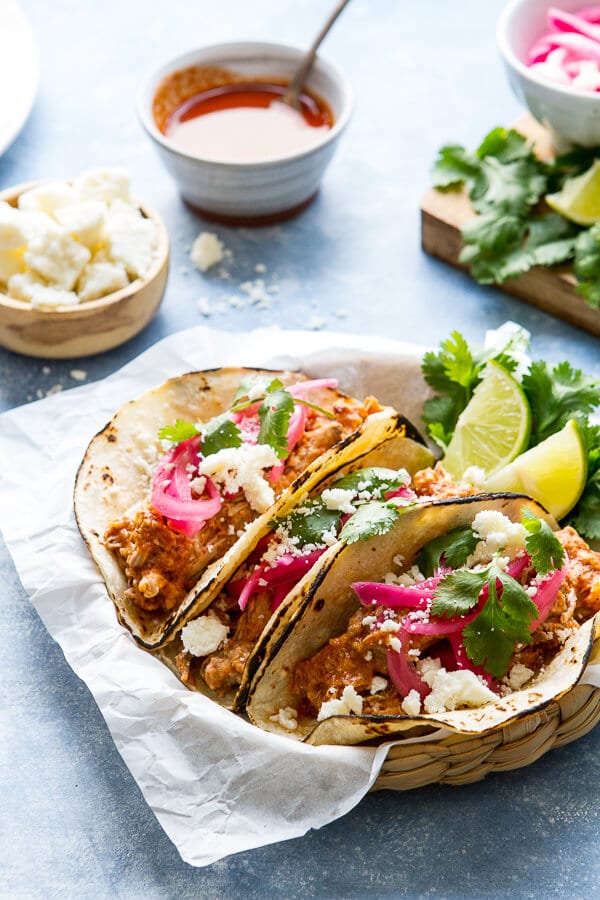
[420,114,600,338]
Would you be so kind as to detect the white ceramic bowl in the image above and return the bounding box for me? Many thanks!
[498,0,600,147]
[138,41,353,224]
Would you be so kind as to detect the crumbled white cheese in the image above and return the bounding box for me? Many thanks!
[422,665,497,713]
[190,232,224,272]
[28,284,80,309]
[462,466,487,488]
[321,487,358,514]
[54,201,107,249]
[103,205,156,278]
[370,676,388,695]
[180,615,228,657]
[0,201,30,250]
[75,167,131,204]
[269,706,298,731]
[17,181,78,216]
[198,443,279,513]
[317,685,364,721]
[0,248,25,282]
[70,369,87,382]
[467,511,527,566]
[505,663,534,691]
[77,261,129,302]
[0,170,155,305]
[379,618,401,633]
[401,689,422,716]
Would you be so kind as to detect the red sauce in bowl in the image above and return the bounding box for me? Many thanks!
[163,80,334,163]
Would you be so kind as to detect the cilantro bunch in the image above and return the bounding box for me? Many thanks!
[421,330,600,540]
[432,127,600,307]
[421,509,565,678]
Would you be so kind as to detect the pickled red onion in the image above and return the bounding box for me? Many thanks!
[234,548,326,611]
[527,6,600,90]
[151,436,222,537]
[386,639,430,700]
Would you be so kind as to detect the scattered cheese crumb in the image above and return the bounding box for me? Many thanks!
[505,663,534,691]
[401,689,422,717]
[197,296,212,316]
[307,315,327,331]
[370,676,388,695]
[269,706,298,730]
[70,369,87,382]
[180,615,228,657]
[190,232,224,272]
[198,443,279,513]
[317,685,364,721]
[321,487,358,514]
[421,664,497,713]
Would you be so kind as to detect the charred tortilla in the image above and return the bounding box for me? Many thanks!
[245,494,599,745]
[74,367,433,649]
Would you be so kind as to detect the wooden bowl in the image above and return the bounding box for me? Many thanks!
[0,182,169,359]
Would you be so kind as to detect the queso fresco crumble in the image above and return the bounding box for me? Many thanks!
[0,168,158,308]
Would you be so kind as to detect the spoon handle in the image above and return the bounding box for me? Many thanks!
[283,0,353,106]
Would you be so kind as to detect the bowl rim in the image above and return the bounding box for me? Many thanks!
[0,180,170,318]
[137,39,354,169]
[497,0,600,102]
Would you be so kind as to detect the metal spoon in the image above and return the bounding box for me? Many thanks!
[281,0,353,110]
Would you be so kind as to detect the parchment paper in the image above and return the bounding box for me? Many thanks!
[0,325,597,867]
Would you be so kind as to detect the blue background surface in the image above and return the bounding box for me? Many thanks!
[1,1,599,896]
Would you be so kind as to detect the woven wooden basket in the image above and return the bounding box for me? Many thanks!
[372,632,600,791]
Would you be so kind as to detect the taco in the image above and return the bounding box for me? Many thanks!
[157,459,455,710]
[74,367,433,649]
[245,494,600,745]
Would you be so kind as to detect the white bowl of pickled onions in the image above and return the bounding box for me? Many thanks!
[498,0,600,146]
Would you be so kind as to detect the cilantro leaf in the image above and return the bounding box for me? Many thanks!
[233,374,283,405]
[272,500,342,547]
[574,224,600,308]
[462,565,538,678]
[339,501,400,545]
[522,360,600,446]
[332,467,409,500]
[430,568,485,617]
[200,413,242,457]
[258,388,295,458]
[475,128,534,163]
[521,508,565,575]
[415,527,479,577]
[158,419,200,443]
[567,422,600,540]
[431,144,480,190]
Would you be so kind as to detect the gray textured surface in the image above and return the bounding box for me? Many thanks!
[1,0,599,896]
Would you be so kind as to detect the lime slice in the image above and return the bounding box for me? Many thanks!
[443,361,531,480]
[546,160,600,226]
[485,419,587,520]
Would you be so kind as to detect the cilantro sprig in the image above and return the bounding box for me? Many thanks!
[270,467,413,549]
[431,127,600,301]
[157,374,333,461]
[427,509,563,678]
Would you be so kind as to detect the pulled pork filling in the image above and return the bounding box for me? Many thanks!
[290,527,600,719]
[173,465,469,698]
[104,393,380,613]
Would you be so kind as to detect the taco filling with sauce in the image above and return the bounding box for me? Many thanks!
[104,375,381,615]
[292,510,599,723]
[171,465,429,701]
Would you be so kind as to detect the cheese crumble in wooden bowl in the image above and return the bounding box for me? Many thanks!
[0,170,169,359]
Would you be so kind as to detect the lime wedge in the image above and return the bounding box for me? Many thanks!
[485,419,587,520]
[546,160,600,226]
[443,361,531,480]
